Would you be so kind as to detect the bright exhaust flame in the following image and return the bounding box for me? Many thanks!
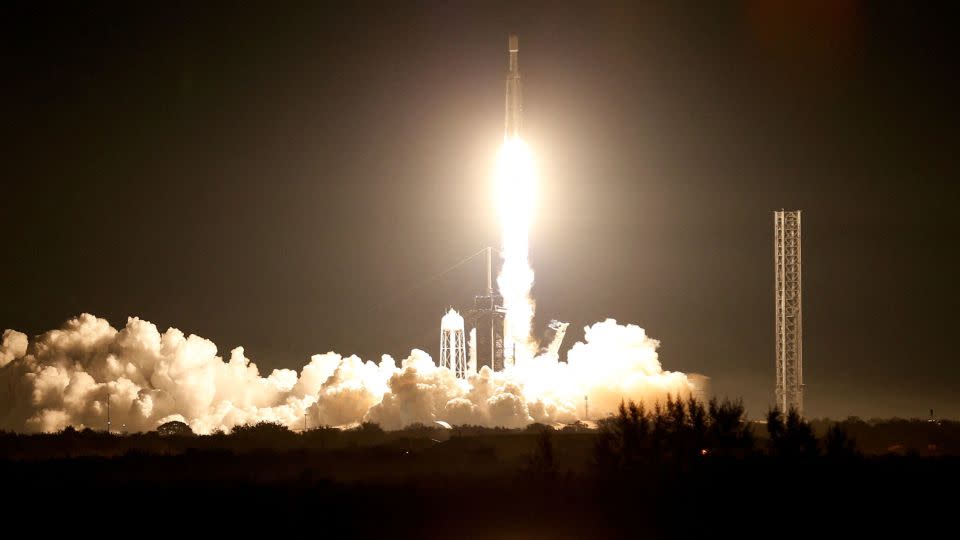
[494,136,538,363]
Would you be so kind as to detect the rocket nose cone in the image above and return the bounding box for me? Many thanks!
[508,34,519,52]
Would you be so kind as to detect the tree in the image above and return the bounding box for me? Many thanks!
[156,420,193,437]
[526,427,558,480]
[706,398,753,456]
[595,400,651,474]
[231,421,292,441]
[349,422,385,445]
[687,395,708,455]
[824,423,858,459]
[767,407,818,458]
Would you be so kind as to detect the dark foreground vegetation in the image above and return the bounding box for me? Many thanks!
[3,397,957,537]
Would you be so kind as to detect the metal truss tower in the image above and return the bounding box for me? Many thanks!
[774,210,804,416]
[468,247,506,372]
[440,309,467,379]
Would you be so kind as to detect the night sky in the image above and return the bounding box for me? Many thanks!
[2,1,956,419]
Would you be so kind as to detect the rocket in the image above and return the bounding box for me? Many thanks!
[505,34,522,140]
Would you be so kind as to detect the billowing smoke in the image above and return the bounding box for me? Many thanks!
[1,329,28,368]
[0,313,696,433]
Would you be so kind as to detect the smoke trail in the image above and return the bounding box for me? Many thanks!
[0,313,696,433]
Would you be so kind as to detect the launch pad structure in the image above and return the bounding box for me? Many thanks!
[468,247,506,373]
[774,210,803,416]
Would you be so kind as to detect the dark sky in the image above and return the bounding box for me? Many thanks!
[2,1,957,419]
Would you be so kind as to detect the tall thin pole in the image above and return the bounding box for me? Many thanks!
[487,246,495,370]
[485,246,493,294]
[106,390,111,434]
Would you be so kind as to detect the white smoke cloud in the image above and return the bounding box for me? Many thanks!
[0,329,28,368]
[0,313,696,434]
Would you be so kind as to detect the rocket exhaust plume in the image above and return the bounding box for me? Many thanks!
[496,34,538,363]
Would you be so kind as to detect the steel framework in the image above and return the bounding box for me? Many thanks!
[774,210,804,416]
[468,247,506,372]
[440,310,467,379]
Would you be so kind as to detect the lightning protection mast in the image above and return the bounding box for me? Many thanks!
[774,210,804,417]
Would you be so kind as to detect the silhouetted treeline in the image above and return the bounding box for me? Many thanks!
[1,396,956,536]
[595,396,755,474]
[808,415,960,456]
[1,397,958,460]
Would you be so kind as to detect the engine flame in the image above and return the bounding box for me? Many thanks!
[494,136,538,363]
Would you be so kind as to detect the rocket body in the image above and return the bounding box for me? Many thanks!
[505,34,522,139]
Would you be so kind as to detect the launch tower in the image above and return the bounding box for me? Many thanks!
[469,247,506,372]
[774,210,804,416]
